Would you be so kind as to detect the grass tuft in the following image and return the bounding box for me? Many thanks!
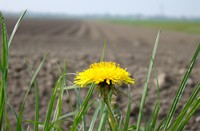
[163,43,200,130]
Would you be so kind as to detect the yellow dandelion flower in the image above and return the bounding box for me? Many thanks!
[74,62,135,87]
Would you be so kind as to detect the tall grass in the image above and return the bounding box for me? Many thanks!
[0,10,26,131]
[0,11,199,131]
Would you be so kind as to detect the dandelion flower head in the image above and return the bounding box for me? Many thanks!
[74,62,135,87]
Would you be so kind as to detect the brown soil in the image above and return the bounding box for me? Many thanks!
[4,17,200,130]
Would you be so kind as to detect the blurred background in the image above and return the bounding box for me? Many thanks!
[1,0,200,34]
[1,0,199,17]
[1,0,200,130]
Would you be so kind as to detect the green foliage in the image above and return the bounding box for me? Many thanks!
[0,10,26,131]
[163,43,200,130]
[171,83,200,130]
[70,84,96,131]
[124,87,132,131]
[17,53,48,131]
[0,11,9,130]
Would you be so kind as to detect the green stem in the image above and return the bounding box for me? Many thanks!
[104,98,116,131]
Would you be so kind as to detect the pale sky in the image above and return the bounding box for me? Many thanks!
[1,0,199,18]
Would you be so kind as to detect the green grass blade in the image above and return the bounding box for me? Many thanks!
[0,11,9,130]
[97,102,108,131]
[6,102,21,131]
[5,110,12,131]
[155,118,166,131]
[7,102,19,121]
[136,30,161,131]
[88,100,101,131]
[43,73,67,130]
[25,59,40,131]
[49,112,76,129]
[100,39,107,62]
[57,78,65,128]
[0,11,26,129]
[33,82,39,131]
[64,89,74,114]
[0,11,8,69]
[0,62,2,73]
[148,59,160,131]
[118,116,123,130]
[171,83,200,130]
[149,100,160,131]
[34,83,39,131]
[74,87,87,131]
[124,86,131,131]
[30,53,49,88]
[8,10,27,48]
[51,63,67,130]
[63,85,82,90]
[152,56,160,100]
[51,82,64,131]
[23,120,43,125]
[128,125,137,131]
[177,97,200,130]
[54,112,76,122]
[17,53,48,131]
[70,84,95,130]
[80,99,97,131]
[163,43,200,130]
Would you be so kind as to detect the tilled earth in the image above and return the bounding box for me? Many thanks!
[4,17,200,130]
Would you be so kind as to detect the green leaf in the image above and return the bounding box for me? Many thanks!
[0,11,26,129]
[136,30,161,131]
[25,59,40,131]
[63,85,80,90]
[177,97,200,130]
[163,43,200,130]
[97,102,108,131]
[0,11,8,69]
[44,72,67,130]
[54,112,76,122]
[152,55,160,100]
[124,87,132,131]
[171,83,200,130]
[0,64,2,74]
[147,56,160,131]
[155,118,165,131]
[100,39,107,62]
[118,115,123,130]
[0,11,9,130]
[128,125,137,131]
[8,10,27,48]
[70,83,95,130]
[89,101,102,131]
[17,53,48,131]
[149,100,160,131]
[7,102,19,122]
[51,63,67,130]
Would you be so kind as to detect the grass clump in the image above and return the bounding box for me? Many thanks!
[0,11,199,131]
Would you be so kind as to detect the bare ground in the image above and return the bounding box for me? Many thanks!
[4,17,200,130]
